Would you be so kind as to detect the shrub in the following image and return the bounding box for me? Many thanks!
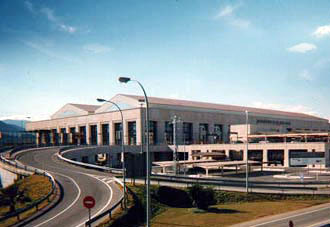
[156,186,192,208]
[188,184,215,210]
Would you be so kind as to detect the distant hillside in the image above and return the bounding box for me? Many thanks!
[0,121,23,132]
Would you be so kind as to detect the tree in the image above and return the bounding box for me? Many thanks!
[0,184,30,213]
[188,184,215,210]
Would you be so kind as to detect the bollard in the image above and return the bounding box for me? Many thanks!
[289,220,294,227]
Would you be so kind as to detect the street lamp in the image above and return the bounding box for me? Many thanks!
[97,98,127,209]
[245,110,249,193]
[118,76,151,227]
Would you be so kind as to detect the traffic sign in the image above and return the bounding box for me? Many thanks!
[83,196,95,209]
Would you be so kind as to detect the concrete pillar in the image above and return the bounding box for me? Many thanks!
[110,122,115,145]
[262,149,268,166]
[86,124,90,145]
[75,125,80,145]
[36,131,40,146]
[284,149,289,167]
[123,120,128,145]
[66,126,71,144]
[243,148,248,161]
[136,118,142,145]
[225,150,230,159]
[97,123,102,145]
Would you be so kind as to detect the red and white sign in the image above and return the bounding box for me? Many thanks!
[83,196,95,209]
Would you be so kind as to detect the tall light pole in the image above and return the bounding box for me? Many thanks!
[245,110,249,193]
[97,98,127,209]
[118,76,151,227]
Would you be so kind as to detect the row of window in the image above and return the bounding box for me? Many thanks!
[38,121,226,145]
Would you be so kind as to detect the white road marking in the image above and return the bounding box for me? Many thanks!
[75,173,113,227]
[305,219,330,227]
[33,172,81,227]
[250,204,330,227]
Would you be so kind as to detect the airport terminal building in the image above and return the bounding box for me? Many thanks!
[26,94,330,168]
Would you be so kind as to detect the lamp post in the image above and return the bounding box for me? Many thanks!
[97,98,127,209]
[245,110,249,193]
[118,76,151,227]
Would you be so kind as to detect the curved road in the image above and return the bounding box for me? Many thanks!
[16,148,122,227]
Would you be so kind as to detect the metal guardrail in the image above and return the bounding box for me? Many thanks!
[150,174,321,192]
[0,152,57,222]
[57,147,123,174]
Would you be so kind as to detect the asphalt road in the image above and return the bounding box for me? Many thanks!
[232,201,330,227]
[16,148,122,227]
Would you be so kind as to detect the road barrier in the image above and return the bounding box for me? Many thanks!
[0,152,57,222]
[58,147,123,174]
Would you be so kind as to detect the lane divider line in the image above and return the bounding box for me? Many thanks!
[33,172,81,227]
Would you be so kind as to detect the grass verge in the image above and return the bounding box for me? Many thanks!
[0,174,53,227]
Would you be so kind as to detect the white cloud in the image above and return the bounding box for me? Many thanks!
[251,102,319,117]
[216,5,237,18]
[312,25,330,38]
[60,24,76,33]
[22,40,80,63]
[24,1,35,13]
[83,43,111,54]
[215,4,250,29]
[24,5,77,34]
[299,69,313,81]
[0,114,49,121]
[229,18,250,29]
[287,43,317,53]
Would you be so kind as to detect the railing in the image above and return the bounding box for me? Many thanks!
[57,147,123,174]
[0,153,57,222]
[149,174,321,192]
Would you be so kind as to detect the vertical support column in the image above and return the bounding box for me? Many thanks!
[284,149,289,167]
[136,118,142,145]
[86,124,90,145]
[66,126,71,144]
[225,150,230,159]
[262,149,268,166]
[97,123,102,146]
[75,125,80,145]
[243,148,248,161]
[123,120,128,145]
[110,122,115,145]
[36,131,40,146]
[50,129,54,145]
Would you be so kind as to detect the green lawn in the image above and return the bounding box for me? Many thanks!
[0,175,53,227]
[151,200,327,227]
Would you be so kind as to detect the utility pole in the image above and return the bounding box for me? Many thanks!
[172,115,178,175]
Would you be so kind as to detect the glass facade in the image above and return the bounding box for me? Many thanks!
[183,122,193,144]
[102,124,109,145]
[214,124,223,144]
[149,121,157,145]
[79,126,86,145]
[115,123,122,145]
[128,121,137,145]
[90,125,97,145]
[164,121,173,145]
[199,123,208,144]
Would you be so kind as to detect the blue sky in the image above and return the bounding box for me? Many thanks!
[1,0,330,121]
